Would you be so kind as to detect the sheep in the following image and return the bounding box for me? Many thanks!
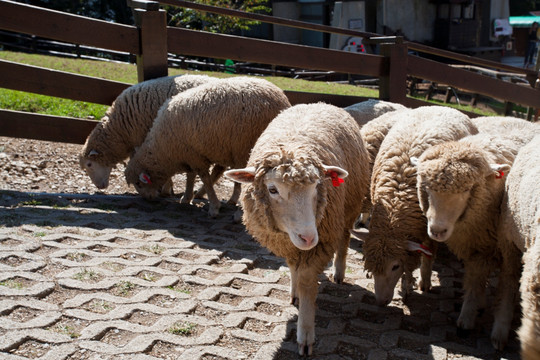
[124,76,291,217]
[344,100,407,226]
[500,135,540,359]
[362,106,477,307]
[344,98,407,127]
[224,103,369,355]
[411,119,540,350]
[79,74,218,199]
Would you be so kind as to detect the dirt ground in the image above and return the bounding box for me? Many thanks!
[0,136,523,360]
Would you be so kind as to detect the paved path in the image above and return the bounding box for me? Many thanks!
[0,190,521,359]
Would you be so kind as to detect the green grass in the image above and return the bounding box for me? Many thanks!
[0,50,377,120]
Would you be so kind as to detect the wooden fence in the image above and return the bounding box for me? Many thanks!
[1,0,539,145]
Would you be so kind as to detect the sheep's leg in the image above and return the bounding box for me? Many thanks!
[180,172,196,204]
[288,262,298,306]
[296,265,319,356]
[419,240,437,292]
[457,258,491,331]
[491,243,522,350]
[227,182,242,205]
[160,177,175,197]
[400,270,415,299]
[333,229,351,284]
[198,170,221,218]
[194,165,225,199]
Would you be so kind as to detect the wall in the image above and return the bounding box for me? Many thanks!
[377,0,436,43]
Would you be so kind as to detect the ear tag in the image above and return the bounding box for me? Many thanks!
[328,171,345,187]
[139,173,152,185]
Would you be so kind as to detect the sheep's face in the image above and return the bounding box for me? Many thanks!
[423,189,470,242]
[373,258,403,306]
[263,168,320,250]
[79,150,112,189]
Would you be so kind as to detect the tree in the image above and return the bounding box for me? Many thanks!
[165,0,271,34]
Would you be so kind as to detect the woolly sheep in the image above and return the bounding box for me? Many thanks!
[500,135,540,359]
[224,103,369,355]
[79,74,217,199]
[362,106,477,307]
[124,76,291,217]
[412,118,540,350]
[344,98,407,127]
[344,99,408,226]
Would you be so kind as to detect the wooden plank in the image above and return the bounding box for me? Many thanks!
[168,27,386,77]
[0,59,130,105]
[0,0,139,54]
[284,91,372,107]
[407,55,540,109]
[0,110,97,144]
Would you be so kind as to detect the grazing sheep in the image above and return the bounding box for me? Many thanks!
[344,99,406,127]
[363,106,477,307]
[124,76,291,217]
[224,103,369,355]
[500,135,540,359]
[79,74,217,198]
[344,100,407,226]
[412,120,540,349]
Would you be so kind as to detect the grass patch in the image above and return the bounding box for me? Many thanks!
[140,244,165,255]
[114,280,136,296]
[168,322,197,336]
[66,252,88,262]
[73,268,102,282]
[0,279,25,289]
[33,231,47,237]
[49,324,81,338]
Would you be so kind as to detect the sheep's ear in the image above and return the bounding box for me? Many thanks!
[139,172,152,185]
[489,164,511,179]
[322,165,349,179]
[407,240,433,257]
[88,150,99,157]
[224,168,256,184]
[410,156,419,167]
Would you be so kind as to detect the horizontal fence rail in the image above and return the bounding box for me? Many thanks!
[167,27,386,76]
[407,55,540,109]
[0,60,131,105]
[0,0,139,54]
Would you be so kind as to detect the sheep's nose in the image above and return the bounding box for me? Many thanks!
[299,233,315,247]
[430,226,447,239]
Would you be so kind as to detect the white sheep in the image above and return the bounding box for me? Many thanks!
[224,103,369,355]
[344,99,408,226]
[79,74,217,198]
[124,76,291,217]
[363,106,477,307]
[344,98,406,127]
[412,118,540,350]
[500,134,540,359]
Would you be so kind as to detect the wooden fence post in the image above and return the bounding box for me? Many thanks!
[129,0,168,82]
[379,37,407,104]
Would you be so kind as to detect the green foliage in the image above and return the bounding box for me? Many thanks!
[166,0,271,34]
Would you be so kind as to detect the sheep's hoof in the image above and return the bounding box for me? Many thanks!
[290,296,299,307]
[298,343,313,356]
[419,280,431,292]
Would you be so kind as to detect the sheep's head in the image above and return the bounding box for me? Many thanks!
[124,163,167,200]
[79,149,112,189]
[411,141,510,242]
[225,150,346,251]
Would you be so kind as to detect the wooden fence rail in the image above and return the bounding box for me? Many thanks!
[0,0,539,145]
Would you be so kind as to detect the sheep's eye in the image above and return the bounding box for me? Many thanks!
[268,186,278,195]
[391,264,400,271]
[86,162,92,168]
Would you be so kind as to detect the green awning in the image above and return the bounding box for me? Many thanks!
[509,16,540,27]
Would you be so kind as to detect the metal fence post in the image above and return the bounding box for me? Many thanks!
[129,0,168,82]
[378,37,407,104]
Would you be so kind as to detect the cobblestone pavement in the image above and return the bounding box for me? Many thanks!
[0,189,522,360]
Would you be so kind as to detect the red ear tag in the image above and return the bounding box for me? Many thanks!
[495,171,504,179]
[329,171,345,187]
[139,173,152,185]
